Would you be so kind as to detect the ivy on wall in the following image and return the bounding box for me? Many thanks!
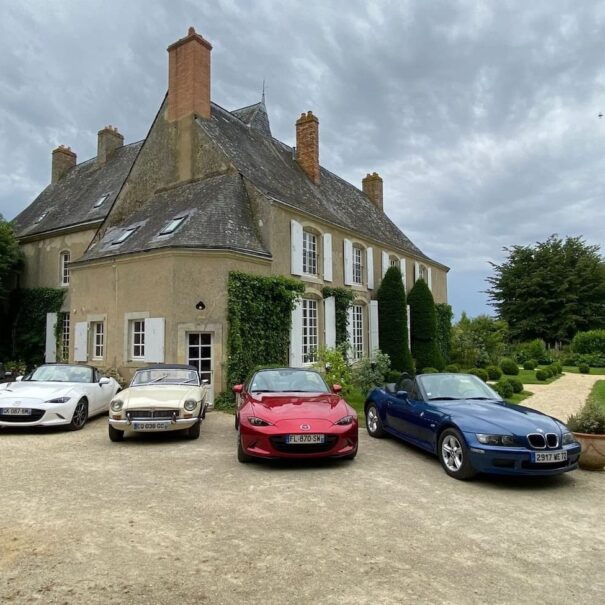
[321,286,354,346]
[226,272,305,386]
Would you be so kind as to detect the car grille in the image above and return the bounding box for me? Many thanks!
[126,409,179,420]
[527,433,559,449]
[270,435,338,454]
[0,409,45,423]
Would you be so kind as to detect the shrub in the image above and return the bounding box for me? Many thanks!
[351,352,391,394]
[500,357,519,376]
[536,369,549,381]
[445,364,459,373]
[507,377,523,394]
[542,367,553,378]
[579,363,590,374]
[435,303,453,365]
[468,368,489,382]
[421,367,439,374]
[213,391,236,413]
[567,400,605,434]
[549,364,560,376]
[408,279,444,371]
[486,365,502,380]
[494,380,514,399]
[523,360,537,370]
[516,339,547,364]
[314,347,353,393]
[571,330,605,356]
[384,370,401,383]
[4,360,27,376]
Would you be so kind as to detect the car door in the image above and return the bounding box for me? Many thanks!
[83,368,107,414]
[384,380,426,443]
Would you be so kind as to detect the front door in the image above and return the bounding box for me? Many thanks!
[187,332,214,405]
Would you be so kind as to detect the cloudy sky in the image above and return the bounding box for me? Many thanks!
[2,0,605,318]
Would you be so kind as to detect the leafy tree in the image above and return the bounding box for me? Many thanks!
[450,313,508,368]
[408,278,444,371]
[435,303,453,364]
[486,235,605,344]
[376,266,414,373]
[0,214,22,301]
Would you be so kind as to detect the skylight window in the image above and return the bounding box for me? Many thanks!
[159,216,186,235]
[111,227,137,245]
[35,210,48,224]
[94,194,109,208]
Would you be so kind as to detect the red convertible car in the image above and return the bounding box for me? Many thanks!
[233,368,358,462]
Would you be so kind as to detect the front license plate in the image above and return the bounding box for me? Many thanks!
[532,450,568,463]
[132,421,170,431]
[286,434,325,444]
[2,408,31,416]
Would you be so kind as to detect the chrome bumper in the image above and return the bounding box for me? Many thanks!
[108,417,199,428]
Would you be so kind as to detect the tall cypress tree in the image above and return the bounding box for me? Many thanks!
[376,266,414,373]
[408,278,444,371]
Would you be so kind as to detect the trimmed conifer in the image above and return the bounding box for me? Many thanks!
[408,278,444,371]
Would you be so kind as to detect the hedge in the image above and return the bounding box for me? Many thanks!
[408,279,444,371]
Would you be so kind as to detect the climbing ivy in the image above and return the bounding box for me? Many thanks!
[321,286,354,346]
[226,272,305,387]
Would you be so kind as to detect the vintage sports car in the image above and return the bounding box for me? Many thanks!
[365,372,581,480]
[108,364,208,442]
[234,368,358,462]
[0,364,121,430]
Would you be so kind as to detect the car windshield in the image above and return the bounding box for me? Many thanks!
[249,369,330,393]
[131,368,200,386]
[26,365,93,383]
[418,373,499,401]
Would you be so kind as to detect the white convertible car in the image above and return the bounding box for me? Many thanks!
[107,364,208,442]
[0,364,121,430]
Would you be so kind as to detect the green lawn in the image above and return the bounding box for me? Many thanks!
[587,380,605,409]
[345,387,367,420]
[515,369,561,385]
[506,390,533,405]
[562,366,605,375]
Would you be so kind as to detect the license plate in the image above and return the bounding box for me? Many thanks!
[132,421,170,431]
[286,434,325,444]
[532,450,568,463]
[2,408,31,416]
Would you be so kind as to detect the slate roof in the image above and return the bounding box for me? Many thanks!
[78,174,269,262]
[231,101,272,138]
[12,142,142,239]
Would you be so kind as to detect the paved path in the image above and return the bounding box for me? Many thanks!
[521,372,601,421]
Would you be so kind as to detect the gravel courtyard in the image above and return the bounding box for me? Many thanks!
[1,377,604,605]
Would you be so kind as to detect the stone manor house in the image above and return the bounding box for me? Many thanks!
[12,27,448,402]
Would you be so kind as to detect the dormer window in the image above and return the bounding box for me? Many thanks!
[94,194,109,208]
[302,230,318,276]
[35,211,48,224]
[159,216,186,236]
[111,227,137,245]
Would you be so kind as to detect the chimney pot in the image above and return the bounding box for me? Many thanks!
[97,125,124,166]
[51,145,77,184]
[295,110,320,184]
[362,172,383,211]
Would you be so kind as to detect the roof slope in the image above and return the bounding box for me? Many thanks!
[12,142,142,239]
[231,101,272,138]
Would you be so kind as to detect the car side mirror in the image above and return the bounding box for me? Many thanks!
[16,376,23,382]
[332,384,342,394]
[396,390,409,401]
[99,377,111,386]
[232,384,243,394]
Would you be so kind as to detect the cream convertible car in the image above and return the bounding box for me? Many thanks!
[108,364,209,442]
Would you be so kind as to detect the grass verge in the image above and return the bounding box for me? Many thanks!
[587,380,605,410]
[506,390,533,405]
[562,366,605,376]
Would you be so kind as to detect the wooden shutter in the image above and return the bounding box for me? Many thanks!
[290,220,303,276]
[415,261,421,282]
[323,233,333,282]
[344,239,353,285]
[45,313,58,363]
[347,306,354,354]
[400,258,407,290]
[369,301,379,357]
[367,247,374,290]
[382,251,389,277]
[289,299,303,367]
[74,322,88,362]
[144,318,165,362]
[324,296,336,349]
[428,266,433,291]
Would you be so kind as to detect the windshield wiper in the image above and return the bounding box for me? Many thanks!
[428,396,461,401]
[465,397,492,400]
[251,389,278,393]
[150,375,169,383]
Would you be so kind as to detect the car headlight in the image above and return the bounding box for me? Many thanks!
[45,396,71,404]
[110,399,124,412]
[562,431,576,445]
[184,399,197,411]
[476,433,516,446]
[248,416,272,426]
[335,415,355,425]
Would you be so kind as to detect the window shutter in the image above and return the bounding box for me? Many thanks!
[415,261,420,282]
[323,233,333,282]
[428,266,433,291]
[290,220,303,276]
[144,318,165,362]
[344,239,353,285]
[367,247,374,289]
[382,251,389,277]
[347,306,354,355]
[324,296,336,348]
[369,301,379,357]
[45,313,58,363]
[407,304,411,349]
[74,322,88,362]
[289,299,303,367]
[399,258,407,290]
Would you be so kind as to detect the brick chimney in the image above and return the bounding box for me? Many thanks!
[167,26,212,122]
[362,172,383,211]
[97,125,124,165]
[296,111,320,184]
[51,145,77,184]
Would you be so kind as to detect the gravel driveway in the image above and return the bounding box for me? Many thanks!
[1,383,604,605]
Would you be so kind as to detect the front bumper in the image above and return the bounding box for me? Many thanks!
[109,416,200,432]
[0,401,77,427]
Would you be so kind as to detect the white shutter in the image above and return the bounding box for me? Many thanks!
[323,233,333,282]
[324,296,336,349]
[289,299,303,367]
[407,304,411,349]
[428,266,433,291]
[367,247,374,290]
[415,261,421,282]
[45,313,58,363]
[74,322,88,362]
[347,306,354,354]
[144,318,165,362]
[290,220,303,276]
[369,301,379,357]
[344,239,353,285]
[382,251,389,277]
[400,258,407,290]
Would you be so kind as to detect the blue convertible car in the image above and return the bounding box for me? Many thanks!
[365,372,581,480]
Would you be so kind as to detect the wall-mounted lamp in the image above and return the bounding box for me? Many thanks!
[195,301,206,311]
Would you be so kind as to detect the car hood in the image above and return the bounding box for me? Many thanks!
[249,392,351,421]
[120,385,201,409]
[433,399,564,434]
[0,382,75,402]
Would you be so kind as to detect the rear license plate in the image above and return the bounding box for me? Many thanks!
[2,408,31,416]
[286,434,325,444]
[133,421,170,431]
[532,450,567,463]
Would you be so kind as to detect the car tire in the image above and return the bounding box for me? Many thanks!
[366,404,386,438]
[108,424,124,442]
[186,420,201,440]
[438,428,477,480]
[237,433,253,463]
[68,399,88,431]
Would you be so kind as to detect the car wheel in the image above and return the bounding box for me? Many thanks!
[366,404,385,438]
[68,399,88,431]
[108,424,124,442]
[237,433,253,463]
[186,420,201,440]
[438,428,477,480]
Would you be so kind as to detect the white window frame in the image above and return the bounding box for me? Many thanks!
[61,313,70,361]
[302,299,319,364]
[302,230,318,276]
[130,319,145,360]
[91,321,105,360]
[351,304,364,360]
[352,246,363,285]
[60,250,71,286]
[159,216,186,236]
[187,332,213,385]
